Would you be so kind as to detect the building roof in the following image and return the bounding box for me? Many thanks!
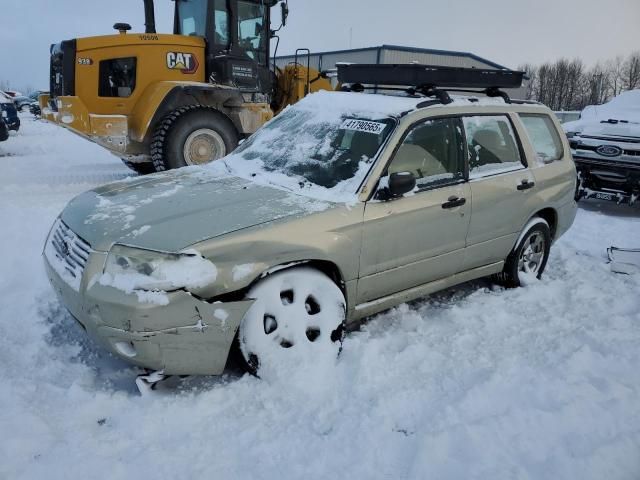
[276,44,510,71]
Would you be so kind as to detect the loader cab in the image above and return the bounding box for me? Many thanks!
[174,0,274,94]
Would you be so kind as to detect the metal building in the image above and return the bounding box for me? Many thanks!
[276,45,527,99]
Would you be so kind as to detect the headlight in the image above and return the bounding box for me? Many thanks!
[101,245,217,292]
[1,110,7,118]
[565,131,576,139]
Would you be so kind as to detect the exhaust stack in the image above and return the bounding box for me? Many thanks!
[143,0,156,34]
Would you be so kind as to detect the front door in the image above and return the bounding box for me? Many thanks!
[357,117,471,304]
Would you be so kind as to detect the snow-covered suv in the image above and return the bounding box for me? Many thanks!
[564,90,640,205]
[44,90,577,380]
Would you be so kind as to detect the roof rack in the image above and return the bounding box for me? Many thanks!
[337,63,525,105]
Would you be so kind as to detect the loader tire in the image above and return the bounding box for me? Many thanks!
[121,160,157,175]
[150,106,239,172]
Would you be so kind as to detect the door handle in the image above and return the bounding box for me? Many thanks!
[517,180,535,191]
[442,196,467,209]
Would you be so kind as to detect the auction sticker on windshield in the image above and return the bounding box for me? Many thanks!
[341,119,387,135]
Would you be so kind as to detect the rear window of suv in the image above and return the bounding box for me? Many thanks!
[519,114,564,162]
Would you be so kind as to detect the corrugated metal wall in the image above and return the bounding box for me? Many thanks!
[381,49,490,69]
[275,49,379,71]
[276,47,503,71]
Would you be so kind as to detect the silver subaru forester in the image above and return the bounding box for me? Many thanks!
[44,90,577,377]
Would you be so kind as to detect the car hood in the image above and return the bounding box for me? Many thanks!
[61,168,331,252]
[564,119,640,139]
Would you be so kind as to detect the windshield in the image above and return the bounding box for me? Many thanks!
[219,104,395,200]
[177,0,208,37]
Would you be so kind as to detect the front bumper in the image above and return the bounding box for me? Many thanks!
[573,155,640,205]
[44,252,254,376]
[41,95,133,155]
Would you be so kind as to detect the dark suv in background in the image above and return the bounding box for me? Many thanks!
[0,92,20,132]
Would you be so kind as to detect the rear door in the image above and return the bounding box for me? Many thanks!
[462,114,536,271]
[357,116,471,304]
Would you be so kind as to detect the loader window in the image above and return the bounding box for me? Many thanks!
[177,0,208,37]
[98,58,136,98]
[238,1,266,64]
[213,0,230,47]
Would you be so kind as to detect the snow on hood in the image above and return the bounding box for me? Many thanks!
[564,89,640,137]
[60,168,330,252]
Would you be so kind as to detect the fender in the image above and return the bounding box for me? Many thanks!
[129,81,247,144]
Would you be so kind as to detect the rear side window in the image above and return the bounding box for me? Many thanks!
[519,114,564,162]
[463,115,523,179]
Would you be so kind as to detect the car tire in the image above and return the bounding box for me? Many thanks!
[150,106,239,172]
[497,218,551,288]
[237,267,346,376]
[121,159,157,175]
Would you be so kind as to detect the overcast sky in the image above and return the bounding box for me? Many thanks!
[1,0,639,91]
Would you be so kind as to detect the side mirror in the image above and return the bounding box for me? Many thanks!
[280,1,289,27]
[389,171,416,197]
[377,171,416,200]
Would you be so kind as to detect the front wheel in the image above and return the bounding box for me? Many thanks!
[238,267,346,376]
[499,218,551,288]
[150,106,239,171]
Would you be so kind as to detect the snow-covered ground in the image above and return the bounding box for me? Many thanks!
[1,114,639,479]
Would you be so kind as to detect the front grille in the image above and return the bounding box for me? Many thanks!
[45,219,91,290]
[580,134,640,144]
[572,143,640,158]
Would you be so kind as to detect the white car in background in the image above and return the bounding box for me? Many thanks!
[564,90,640,205]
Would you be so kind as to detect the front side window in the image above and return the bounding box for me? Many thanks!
[213,0,230,46]
[177,0,208,37]
[519,114,564,162]
[463,115,523,179]
[388,117,465,189]
[99,58,136,98]
[237,1,266,63]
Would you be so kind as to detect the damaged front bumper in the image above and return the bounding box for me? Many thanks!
[44,253,253,376]
[40,94,139,157]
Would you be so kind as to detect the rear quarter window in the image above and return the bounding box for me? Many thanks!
[519,114,564,163]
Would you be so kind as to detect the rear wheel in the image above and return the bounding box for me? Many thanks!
[150,106,239,172]
[238,267,346,376]
[499,218,551,287]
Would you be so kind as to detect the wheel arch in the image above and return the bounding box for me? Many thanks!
[209,259,348,307]
[533,207,558,240]
[131,82,245,145]
[511,208,555,256]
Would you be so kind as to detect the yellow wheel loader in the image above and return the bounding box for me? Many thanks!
[41,0,333,174]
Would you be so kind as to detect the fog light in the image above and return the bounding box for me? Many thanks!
[114,341,137,358]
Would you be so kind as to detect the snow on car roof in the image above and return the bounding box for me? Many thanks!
[0,92,14,104]
[295,90,516,119]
